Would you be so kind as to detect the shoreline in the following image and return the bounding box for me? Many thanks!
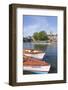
[24,41,57,45]
[31,42,51,45]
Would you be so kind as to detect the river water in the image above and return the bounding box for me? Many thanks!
[23,42,57,74]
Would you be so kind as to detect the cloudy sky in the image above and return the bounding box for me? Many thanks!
[23,15,57,37]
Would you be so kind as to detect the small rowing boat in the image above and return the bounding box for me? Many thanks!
[23,57,51,74]
[23,49,45,59]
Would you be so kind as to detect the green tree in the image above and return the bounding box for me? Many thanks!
[38,31,48,40]
[33,31,48,41]
[33,32,39,40]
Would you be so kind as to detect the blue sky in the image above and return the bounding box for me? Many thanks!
[23,15,57,37]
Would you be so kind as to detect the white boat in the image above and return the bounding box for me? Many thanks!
[24,49,45,59]
[24,65,50,74]
[23,57,51,74]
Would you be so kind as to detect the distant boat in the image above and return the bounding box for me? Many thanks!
[24,49,45,59]
[23,57,51,74]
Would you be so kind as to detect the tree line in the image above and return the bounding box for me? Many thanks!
[33,31,49,41]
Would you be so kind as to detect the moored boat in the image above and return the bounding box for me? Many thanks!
[23,57,51,74]
[23,49,45,59]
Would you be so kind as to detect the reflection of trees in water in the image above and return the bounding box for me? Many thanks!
[34,44,48,51]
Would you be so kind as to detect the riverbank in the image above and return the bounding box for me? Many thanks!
[24,41,57,45]
[32,42,51,45]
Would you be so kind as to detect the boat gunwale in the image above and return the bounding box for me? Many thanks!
[23,49,44,54]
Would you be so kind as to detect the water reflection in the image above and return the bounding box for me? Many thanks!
[34,44,48,51]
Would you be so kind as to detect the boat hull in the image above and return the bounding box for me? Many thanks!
[24,53,45,59]
[32,71,48,74]
[23,65,51,74]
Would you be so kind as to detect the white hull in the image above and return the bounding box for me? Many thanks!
[24,53,45,59]
[23,65,51,73]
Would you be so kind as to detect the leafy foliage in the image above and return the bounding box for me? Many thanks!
[33,31,48,41]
